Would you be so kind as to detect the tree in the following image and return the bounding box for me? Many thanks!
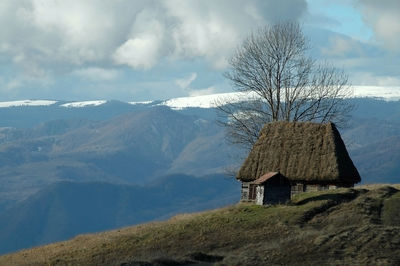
[217,22,354,150]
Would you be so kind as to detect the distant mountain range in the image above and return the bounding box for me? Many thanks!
[0,106,240,209]
[0,174,238,255]
[1,85,400,110]
[0,92,400,254]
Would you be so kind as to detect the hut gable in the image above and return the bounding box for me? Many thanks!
[240,172,291,205]
[236,121,361,185]
[253,172,280,185]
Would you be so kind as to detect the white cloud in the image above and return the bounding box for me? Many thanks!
[0,0,309,100]
[0,0,307,72]
[0,0,145,69]
[175,73,197,90]
[158,0,307,69]
[113,8,166,70]
[72,67,119,81]
[188,86,217,97]
[4,78,23,91]
[161,0,245,69]
[0,72,54,99]
[321,36,363,57]
[356,0,400,51]
[351,72,400,87]
[113,36,161,70]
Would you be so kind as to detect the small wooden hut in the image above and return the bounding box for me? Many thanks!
[237,121,361,204]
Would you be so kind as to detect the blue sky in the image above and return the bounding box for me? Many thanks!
[307,0,373,40]
[0,0,399,101]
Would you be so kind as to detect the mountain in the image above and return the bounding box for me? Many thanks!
[350,135,400,183]
[1,92,400,256]
[0,106,242,212]
[0,85,399,128]
[1,185,400,265]
[0,174,239,255]
[0,96,399,209]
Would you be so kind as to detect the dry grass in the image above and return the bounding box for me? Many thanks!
[1,186,400,265]
[357,183,400,190]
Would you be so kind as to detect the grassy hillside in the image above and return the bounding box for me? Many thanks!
[2,185,400,265]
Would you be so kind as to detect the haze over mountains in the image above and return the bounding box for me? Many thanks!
[1,90,400,254]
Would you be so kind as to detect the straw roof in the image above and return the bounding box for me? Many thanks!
[237,121,361,184]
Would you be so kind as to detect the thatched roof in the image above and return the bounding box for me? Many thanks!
[237,121,361,184]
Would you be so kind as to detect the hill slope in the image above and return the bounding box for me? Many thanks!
[2,185,400,265]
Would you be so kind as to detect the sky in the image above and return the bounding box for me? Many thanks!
[0,0,399,101]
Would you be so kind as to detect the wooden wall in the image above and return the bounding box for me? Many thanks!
[264,184,291,204]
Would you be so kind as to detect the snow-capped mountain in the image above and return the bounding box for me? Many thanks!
[156,91,255,110]
[60,100,107,108]
[157,86,400,109]
[0,100,58,108]
[158,86,400,110]
[0,87,400,255]
[0,85,399,111]
[352,86,400,100]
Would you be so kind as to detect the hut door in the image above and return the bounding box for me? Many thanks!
[249,184,257,201]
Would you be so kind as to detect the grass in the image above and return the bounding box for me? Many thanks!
[1,185,400,265]
[382,191,400,226]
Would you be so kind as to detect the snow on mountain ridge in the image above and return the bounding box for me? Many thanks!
[159,91,257,110]
[0,86,398,109]
[0,100,58,108]
[353,86,400,100]
[129,100,154,105]
[158,86,400,110]
[60,100,107,108]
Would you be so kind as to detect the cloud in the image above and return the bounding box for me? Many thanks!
[0,0,309,100]
[326,53,400,86]
[113,8,166,70]
[356,0,400,51]
[175,73,197,90]
[306,26,400,87]
[351,72,400,86]
[0,0,308,72]
[188,86,217,97]
[174,73,219,97]
[321,36,363,57]
[72,67,119,81]
[0,72,54,99]
[113,37,161,70]
[159,0,307,69]
[0,0,141,69]
[305,13,341,30]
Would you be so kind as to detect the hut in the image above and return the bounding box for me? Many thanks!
[237,121,361,204]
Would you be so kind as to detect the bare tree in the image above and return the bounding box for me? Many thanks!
[217,22,354,150]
